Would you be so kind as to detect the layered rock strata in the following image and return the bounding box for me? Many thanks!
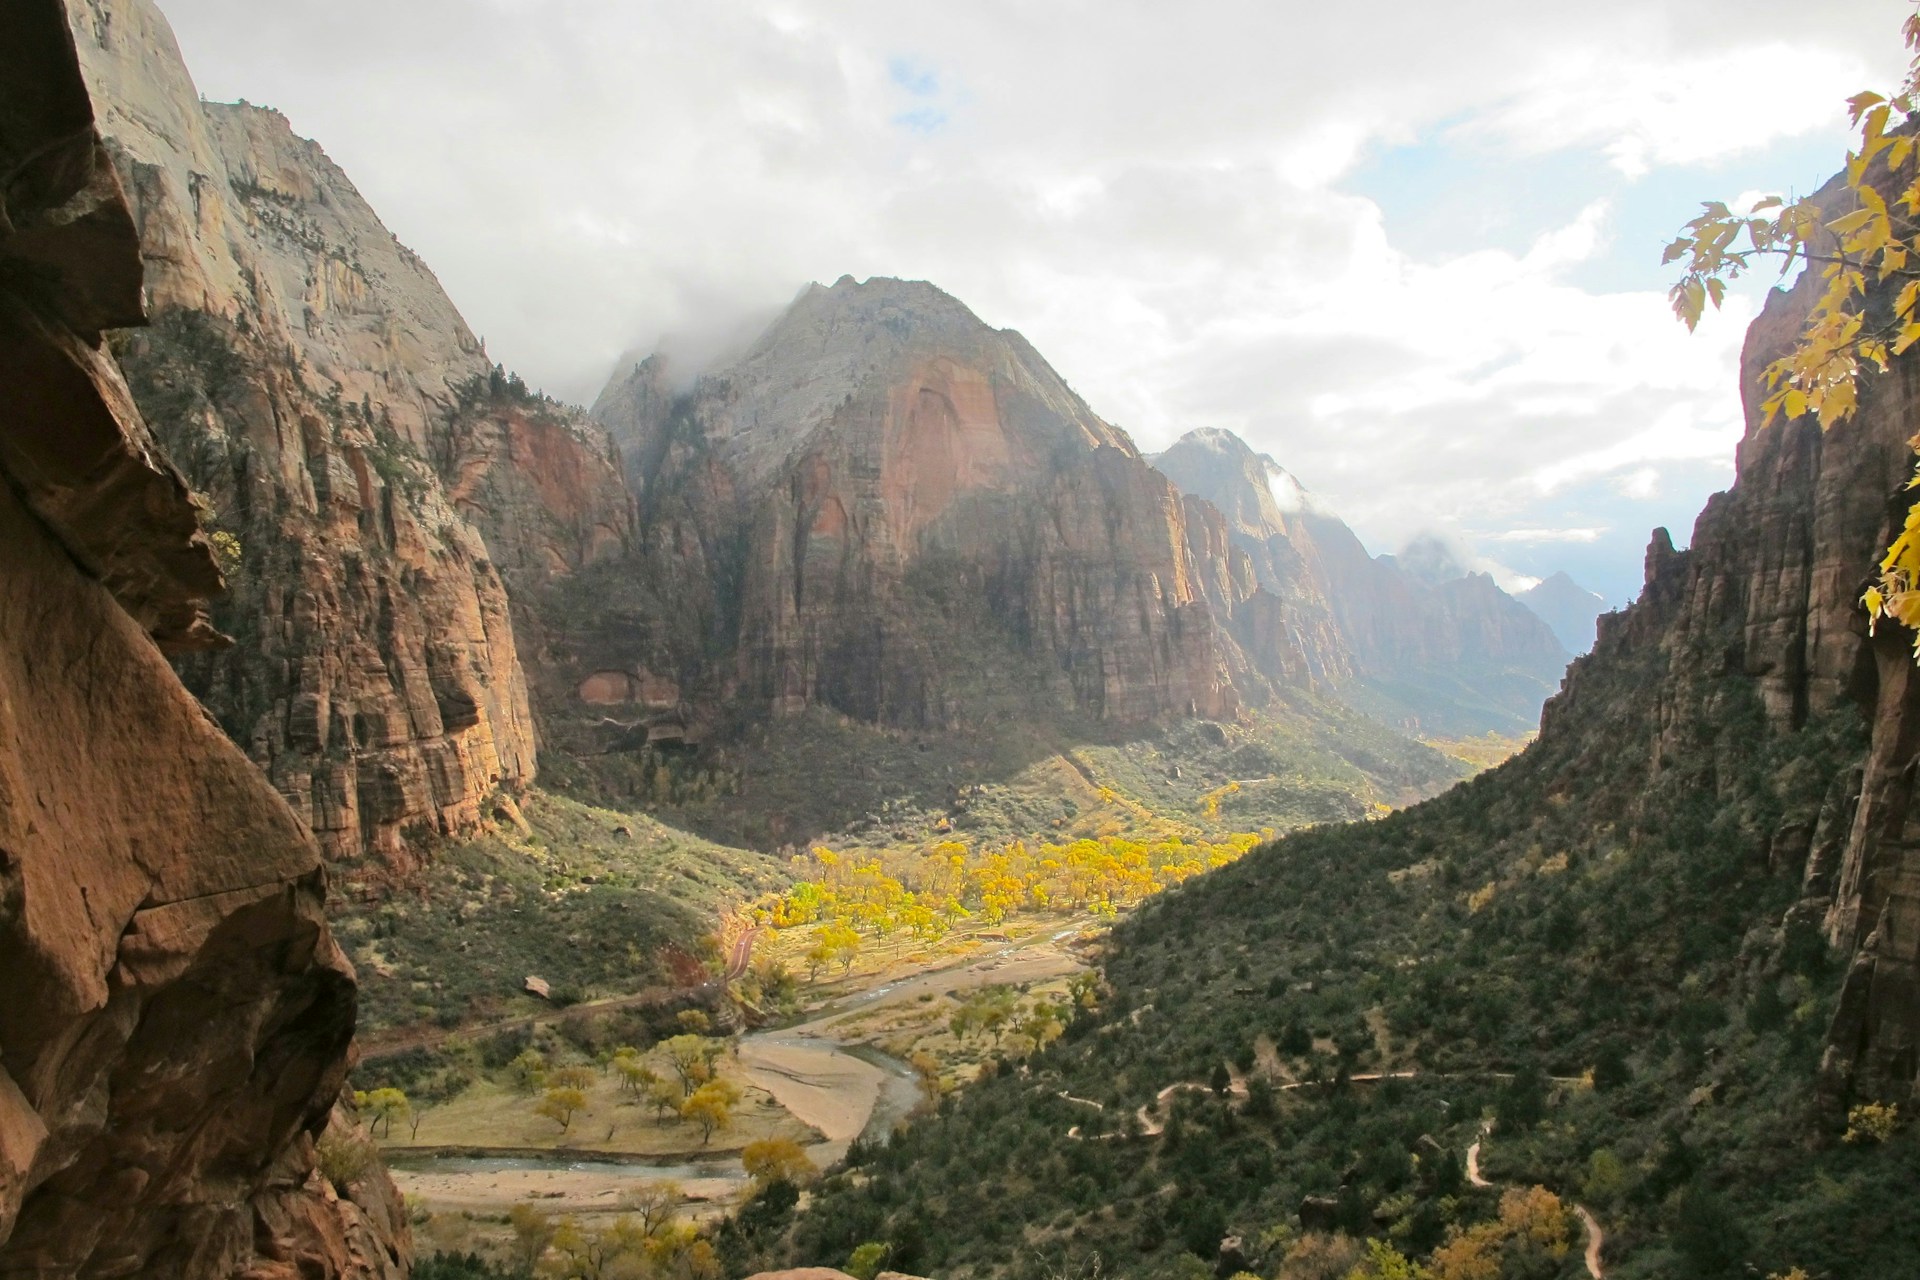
[0,4,403,1272]
[589,277,1241,732]
[68,0,632,869]
[1151,427,1570,734]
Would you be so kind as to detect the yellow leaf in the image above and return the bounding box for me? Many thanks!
[1829,208,1877,236]
[1783,389,1809,419]
[1849,91,1888,124]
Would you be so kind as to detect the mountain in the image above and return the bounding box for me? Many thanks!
[782,166,1920,1279]
[587,275,1240,732]
[1150,427,1572,736]
[0,6,401,1272]
[67,0,633,872]
[1518,569,1609,654]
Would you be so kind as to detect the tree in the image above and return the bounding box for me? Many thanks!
[507,1049,548,1095]
[676,1009,712,1036]
[680,1081,735,1144]
[908,1051,943,1107]
[645,1075,682,1124]
[508,1203,556,1273]
[354,1087,409,1139]
[846,1242,890,1280]
[617,1180,682,1237]
[550,1064,598,1093]
[1669,14,1920,644]
[741,1136,817,1188]
[663,1035,712,1096]
[535,1086,588,1132]
[819,921,861,975]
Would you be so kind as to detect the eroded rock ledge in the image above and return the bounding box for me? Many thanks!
[0,3,404,1274]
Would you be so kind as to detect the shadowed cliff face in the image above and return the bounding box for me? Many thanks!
[590,277,1243,732]
[66,0,633,874]
[1151,427,1571,735]
[0,3,403,1273]
[1522,166,1920,1100]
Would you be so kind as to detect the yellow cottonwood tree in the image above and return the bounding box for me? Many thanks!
[1669,13,1920,649]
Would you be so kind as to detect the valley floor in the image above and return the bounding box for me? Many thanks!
[388,914,1095,1257]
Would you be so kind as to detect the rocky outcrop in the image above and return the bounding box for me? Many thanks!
[588,277,1241,732]
[1522,159,1920,1101]
[1151,427,1570,734]
[67,0,632,870]
[0,4,402,1272]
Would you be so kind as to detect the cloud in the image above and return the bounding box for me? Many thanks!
[144,0,1906,595]
[1481,528,1606,544]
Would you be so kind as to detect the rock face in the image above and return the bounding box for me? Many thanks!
[1516,571,1609,655]
[1523,170,1920,1101]
[589,277,1241,732]
[0,4,403,1273]
[67,0,632,871]
[1150,428,1571,734]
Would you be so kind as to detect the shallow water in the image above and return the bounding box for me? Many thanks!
[388,1154,737,1180]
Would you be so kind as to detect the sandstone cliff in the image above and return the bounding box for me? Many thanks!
[0,5,403,1273]
[586,277,1243,736]
[1521,170,1920,1100]
[1150,427,1570,734]
[68,0,633,872]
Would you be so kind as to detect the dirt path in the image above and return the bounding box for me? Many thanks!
[1469,1123,1604,1279]
[1123,1073,1606,1278]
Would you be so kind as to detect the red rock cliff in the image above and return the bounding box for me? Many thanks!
[0,4,404,1273]
[66,0,633,872]
[589,277,1240,732]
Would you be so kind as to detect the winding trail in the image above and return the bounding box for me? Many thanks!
[1118,1073,1606,1277]
[1469,1122,1605,1279]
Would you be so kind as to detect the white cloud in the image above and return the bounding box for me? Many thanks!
[1482,528,1607,544]
[1457,42,1875,178]
[143,0,1907,587]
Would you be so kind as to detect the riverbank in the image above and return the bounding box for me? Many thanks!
[394,913,1096,1253]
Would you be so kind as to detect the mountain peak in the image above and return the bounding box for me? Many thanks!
[1517,570,1608,654]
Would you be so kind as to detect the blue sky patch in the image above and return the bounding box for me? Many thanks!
[888,56,940,97]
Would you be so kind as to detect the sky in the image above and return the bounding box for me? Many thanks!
[151,0,1910,605]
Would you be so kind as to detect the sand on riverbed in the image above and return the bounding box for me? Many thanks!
[393,1165,739,1217]
[737,932,1087,1162]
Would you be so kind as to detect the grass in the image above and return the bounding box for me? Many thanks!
[337,789,785,1033]
[379,1057,814,1159]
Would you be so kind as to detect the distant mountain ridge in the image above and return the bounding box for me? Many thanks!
[1150,427,1571,735]
[1518,570,1610,654]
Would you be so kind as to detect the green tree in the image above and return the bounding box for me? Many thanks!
[507,1202,556,1273]
[353,1087,409,1139]
[507,1048,548,1094]
[846,1242,890,1280]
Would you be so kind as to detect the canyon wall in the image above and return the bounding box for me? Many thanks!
[68,0,632,873]
[587,277,1244,737]
[0,4,403,1272]
[1527,197,1920,1099]
[1151,427,1570,734]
